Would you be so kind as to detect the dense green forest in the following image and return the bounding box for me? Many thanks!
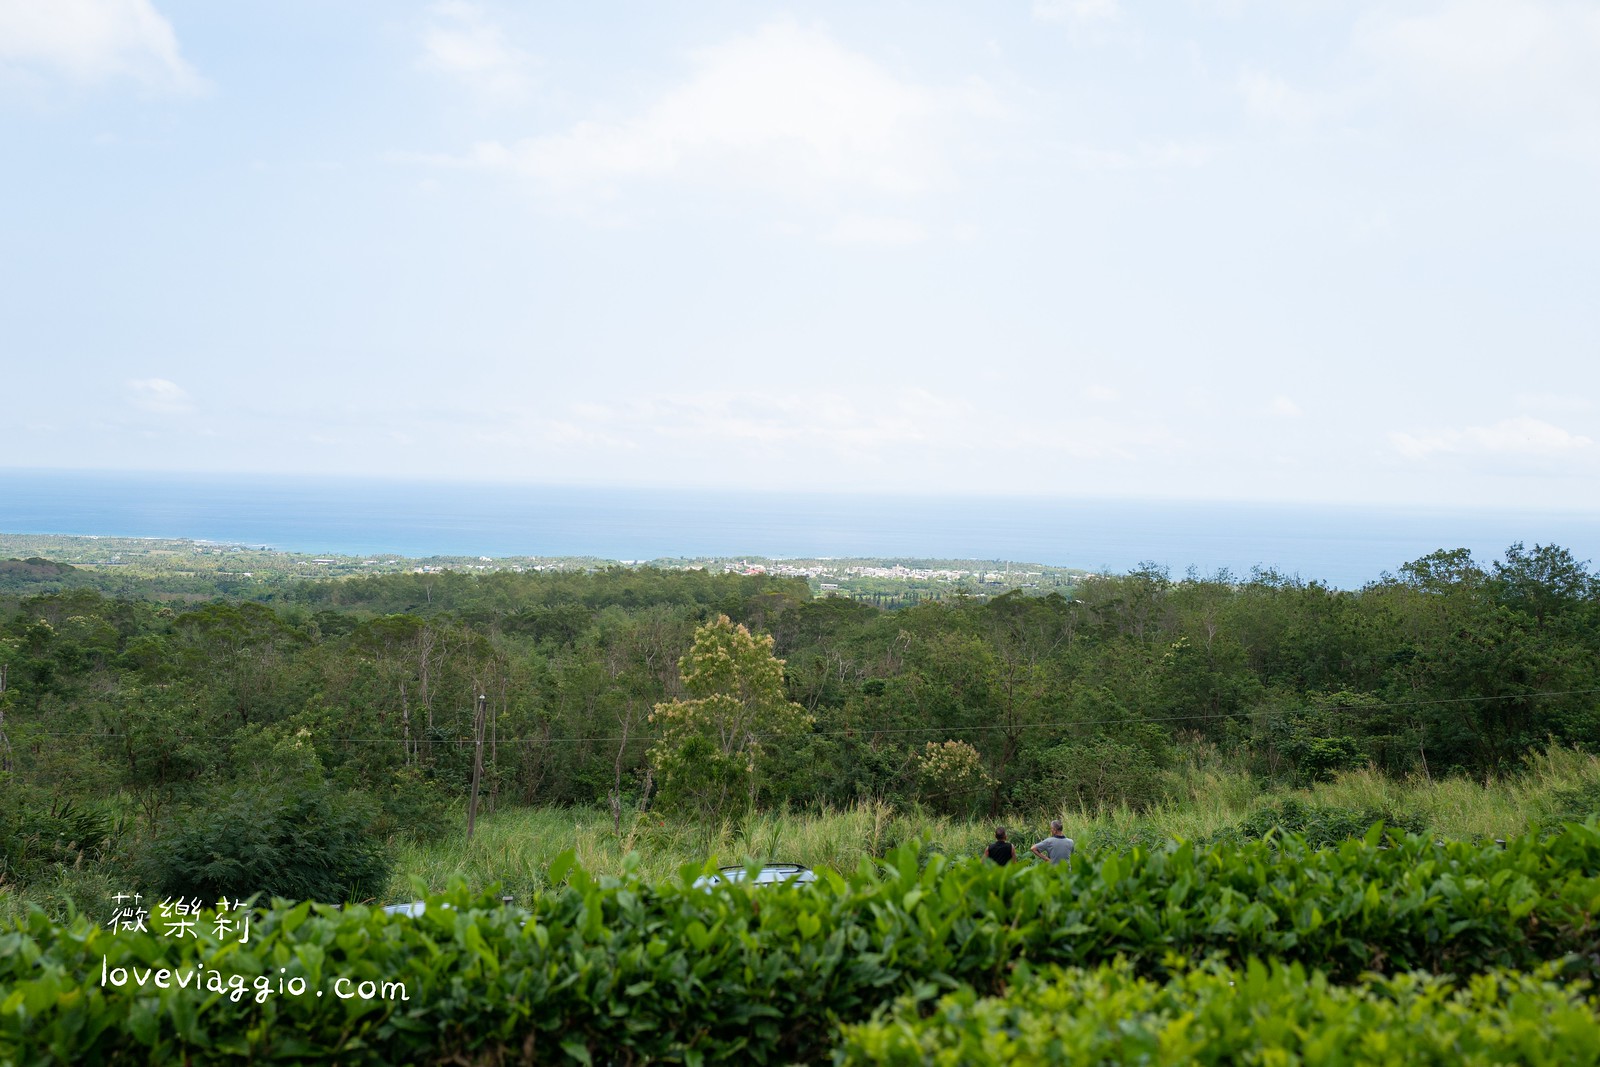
[3,541,1598,910]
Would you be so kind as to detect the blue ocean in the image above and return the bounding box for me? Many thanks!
[3,468,1599,590]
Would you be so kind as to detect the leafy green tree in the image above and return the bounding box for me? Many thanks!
[1012,732,1166,814]
[170,602,308,727]
[912,739,992,815]
[978,592,1077,810]
[648,615,812,820]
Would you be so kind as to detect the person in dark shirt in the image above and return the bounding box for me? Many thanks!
[984,826,1016,865]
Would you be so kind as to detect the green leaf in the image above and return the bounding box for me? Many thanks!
[548,849,577,886]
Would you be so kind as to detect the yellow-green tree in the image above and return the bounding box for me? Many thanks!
[648,614,812,819]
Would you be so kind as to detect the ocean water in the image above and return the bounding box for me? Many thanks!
[3,468,1599,590]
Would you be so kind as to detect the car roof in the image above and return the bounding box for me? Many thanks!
[693,862,818,887]
[381,900,461,917]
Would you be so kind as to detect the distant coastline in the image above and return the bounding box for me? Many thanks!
[4,468,1599,590]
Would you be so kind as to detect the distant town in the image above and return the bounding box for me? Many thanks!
[0,533,1090,603]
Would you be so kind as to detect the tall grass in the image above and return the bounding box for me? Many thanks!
[381,799,974,902]
[1297,747,1600,840]
[386,745,1600,903]
[8,747,1597,916]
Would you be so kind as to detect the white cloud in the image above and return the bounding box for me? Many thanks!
[1085,385,1119,403]
[433,20,998,207]
[0,0,201,92]
[418,2,530,101]
[1389,416,1595,459]
[1189,0,1249,16]
[1068,140,1214,170]
[541,420,635,450]
[1357,0,1599,102]
[1228,2,1600,156]
[1003,417,1181,461]
[1517,392,1593,413]
[819,215,929,245]
[1033,0,1120,23]
[1237,68,1349,128]
[126,378,193,415]
[593,392,939,452]
[1267,395,1303,417]
[1355,0,1600,154]
[530,389,1179,473]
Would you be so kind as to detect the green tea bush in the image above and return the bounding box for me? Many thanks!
[1085,820,1173,856]
[1234,797,1428,847]
[838,958,1600,1066]
[5,824,1600,1065]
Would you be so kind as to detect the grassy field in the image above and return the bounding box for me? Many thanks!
[5,746,1596,923]
[378,745,1600,905]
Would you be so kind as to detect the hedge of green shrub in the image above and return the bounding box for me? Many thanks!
[4,823,1600,1064]
[1232,797,1430,847]
[838,958,1600,1066]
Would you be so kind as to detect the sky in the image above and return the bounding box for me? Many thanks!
[3,0,1598,510]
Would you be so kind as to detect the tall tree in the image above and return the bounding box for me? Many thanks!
[648,614,812,820]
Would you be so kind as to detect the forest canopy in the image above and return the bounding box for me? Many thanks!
[2,542,1597,901]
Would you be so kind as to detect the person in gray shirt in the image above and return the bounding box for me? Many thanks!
[1031,820,1075,867]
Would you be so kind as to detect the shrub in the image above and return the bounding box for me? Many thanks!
[1013,735,1166,815]
[1086,821,1173,856]
[1540,780,1600,829]
[369,766,455,845]
[136,782,390,904]
[8,824,1600,1064]
[1234,797,1427,848]
[0,793,116,888]
[914,740,992,815]
[838,959,1600,1065]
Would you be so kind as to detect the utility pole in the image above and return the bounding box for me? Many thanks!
[400,680,412,765]
[488,683,498,815]
[467,693,487,840]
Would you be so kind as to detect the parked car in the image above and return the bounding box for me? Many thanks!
[380,900,432,917]
[692,862,818,889]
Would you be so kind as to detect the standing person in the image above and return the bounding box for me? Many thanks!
[1031,820,1075,868]
[984,826,1015,865]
